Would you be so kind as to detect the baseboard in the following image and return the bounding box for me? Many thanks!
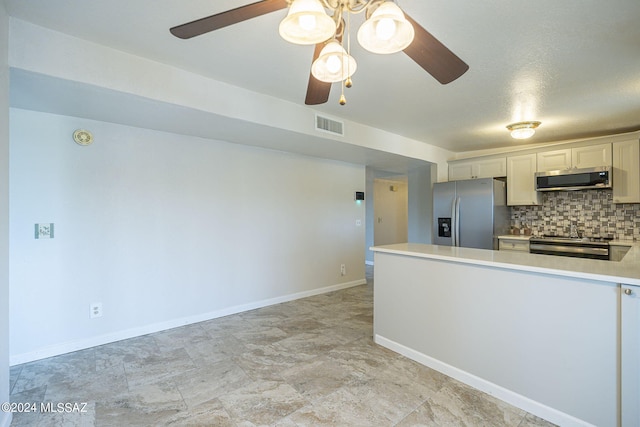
[10,279,366,365]
[374,334,595,427]
[0,413,12,427]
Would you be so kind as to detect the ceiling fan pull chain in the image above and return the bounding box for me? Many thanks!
[345,7,353,89]
[340,9,347,108]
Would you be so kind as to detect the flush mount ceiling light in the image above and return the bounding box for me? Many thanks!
[170,0,469,106]
[506,121,541,139]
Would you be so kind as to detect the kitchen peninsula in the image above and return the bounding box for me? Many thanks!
[371,242,640,427]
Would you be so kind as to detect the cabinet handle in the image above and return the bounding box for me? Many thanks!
[624,288,633,295]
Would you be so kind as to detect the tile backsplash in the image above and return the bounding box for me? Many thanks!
[510,189,640,241]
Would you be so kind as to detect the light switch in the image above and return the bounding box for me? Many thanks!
[35,223,54,239]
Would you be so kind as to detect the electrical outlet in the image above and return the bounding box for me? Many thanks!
[340,264,346,276]
[90,303,103,319]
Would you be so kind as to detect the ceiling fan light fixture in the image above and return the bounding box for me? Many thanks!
[311,41,357,83]
[357,2,415,54]
[507,121,541,139]
[279,0,336,45]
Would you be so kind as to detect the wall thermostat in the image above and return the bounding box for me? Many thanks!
[73,129,93,146]
[355,191,365,201]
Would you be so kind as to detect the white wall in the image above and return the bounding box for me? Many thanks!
[0,3,11,427]
[9,109,366,363]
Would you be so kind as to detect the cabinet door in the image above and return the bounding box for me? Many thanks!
[449,162,474,181]
[613,140,640,204]
[621,284,640,427]
[449,157,506,181]
[475,157,507,179]
[572,143,612,168]
[537,149,571,172]
[507,154,541,206]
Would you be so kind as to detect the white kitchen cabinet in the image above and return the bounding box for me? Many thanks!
[536,143,612,172]
[537,149,572,172]
[613,139,640,204]
[621,284,640,427]
[448,157,506,181]
[448,161,474,181]
[507,153,541,206]
[572,143,612,168]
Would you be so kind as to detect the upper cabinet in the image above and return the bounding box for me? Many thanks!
[613,139,640,204]
[537,143,612,172]
[573,144,612,168]
[507,153,541,206]
[448,157,506,181]
[536,149,572,171]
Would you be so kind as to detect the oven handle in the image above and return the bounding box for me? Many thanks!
[529,243,609,256]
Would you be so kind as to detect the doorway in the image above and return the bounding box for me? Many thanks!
[373,177,408,246]
[365,164,436,265]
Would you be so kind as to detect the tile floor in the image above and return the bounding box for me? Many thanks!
[9,267,557,426]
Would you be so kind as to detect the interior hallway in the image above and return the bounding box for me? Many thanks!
[9,267,556,426]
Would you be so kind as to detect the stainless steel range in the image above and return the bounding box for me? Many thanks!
[529,236,612,260]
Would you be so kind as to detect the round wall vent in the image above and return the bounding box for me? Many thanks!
[73,129,93,146]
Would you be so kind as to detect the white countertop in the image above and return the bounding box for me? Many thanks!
[371,242,640,286]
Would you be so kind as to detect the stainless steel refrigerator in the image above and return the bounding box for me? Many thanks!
[432,178,508,250]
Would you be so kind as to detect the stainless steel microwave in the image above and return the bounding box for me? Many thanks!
[535,166,612,191]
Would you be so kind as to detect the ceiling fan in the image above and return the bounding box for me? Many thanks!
[170,0,469,105]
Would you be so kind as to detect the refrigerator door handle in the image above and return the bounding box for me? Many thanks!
[455,197,461,247]
[450,197,457,246]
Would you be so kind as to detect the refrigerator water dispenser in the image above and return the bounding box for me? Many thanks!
[438,218,451,237]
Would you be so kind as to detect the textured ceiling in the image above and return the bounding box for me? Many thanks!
[5,0,640,153]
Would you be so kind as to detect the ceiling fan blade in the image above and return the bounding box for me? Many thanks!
[403,14,469,84]
[170,0,289,39]
[305,42,332,105]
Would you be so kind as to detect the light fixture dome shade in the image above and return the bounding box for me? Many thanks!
[357,2,415,54]
[507,121,541,139]
[279,0,336,45]
[311,41,357,83]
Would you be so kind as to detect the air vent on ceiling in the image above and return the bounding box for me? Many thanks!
[315,114,344,136]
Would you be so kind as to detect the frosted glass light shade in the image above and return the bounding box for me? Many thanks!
[311,41,357,83]
[357,2,414,54]
[507,121,541,139]
[279,0,336,45]
[511,128,536,139]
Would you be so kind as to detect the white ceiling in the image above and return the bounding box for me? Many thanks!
[5,0,640,153]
